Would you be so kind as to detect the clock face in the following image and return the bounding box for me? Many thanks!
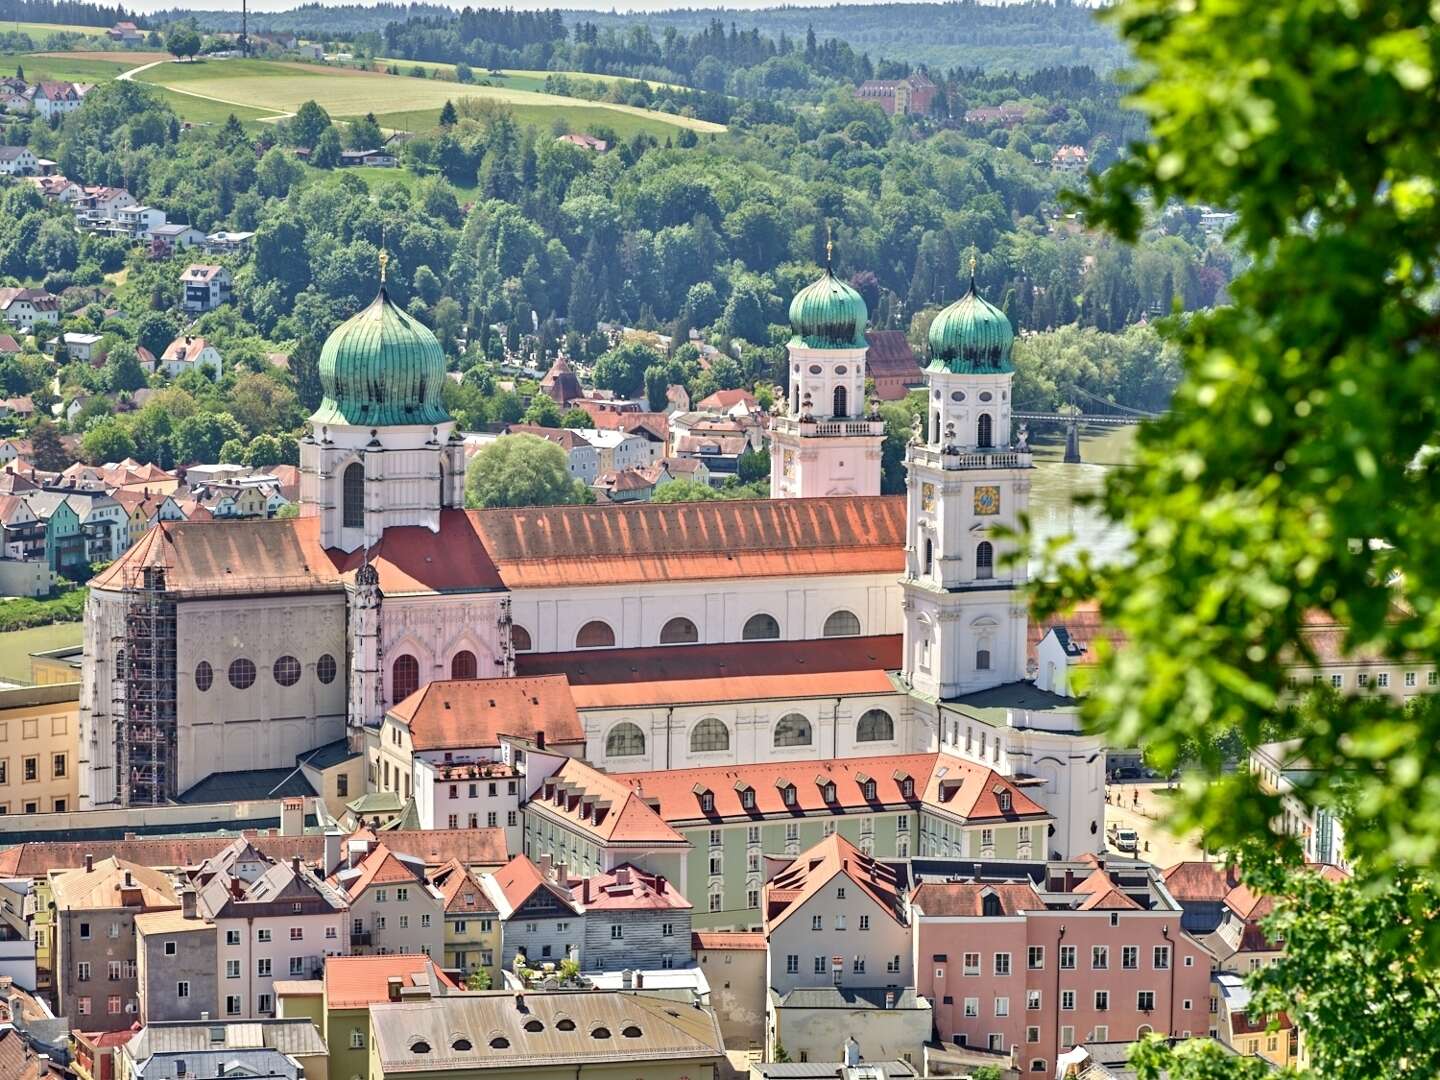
[921,482,936,512]
[974,485,1000,515]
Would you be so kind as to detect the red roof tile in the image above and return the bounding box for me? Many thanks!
[1162,861,1238,902]
[389,675,584,753]
[487,854,579,915]
[534,759,688,846]
[764,834,905,931]
[324,954,458,1009]
[577,864,690,912]
[516,636,901,708]
[427,858,496,915]
[691,930,765,951]
[911,880,1043,916]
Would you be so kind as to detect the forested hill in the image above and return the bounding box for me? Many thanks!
[567,2,1127,74]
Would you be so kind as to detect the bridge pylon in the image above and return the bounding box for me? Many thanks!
[1064,418,1081,464]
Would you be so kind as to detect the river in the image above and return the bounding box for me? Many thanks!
[1026,423,1137,571]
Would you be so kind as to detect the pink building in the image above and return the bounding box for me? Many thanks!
[912,855,1213,1077]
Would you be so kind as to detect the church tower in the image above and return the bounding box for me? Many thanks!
[901,269,1033,700]
[770,255,885,498]
[299,252,466,553]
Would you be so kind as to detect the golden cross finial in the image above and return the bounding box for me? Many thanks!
[379,247,389,285]
[970,253,977,276]
[825,221,834,271]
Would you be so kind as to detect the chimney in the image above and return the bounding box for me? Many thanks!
[634,971,644,990]
[535,730,545,750]
[84,854,93,873]
[292,856,302,876]
[181,886,196,920]
[616,867,630,886]
[515,992,526,1012]
[323,828,343,875]
[621,969,633,989]
[123,870,134,888]
[655,875,666,895]
[200,1011,209,1022]
[386,976,402,1003]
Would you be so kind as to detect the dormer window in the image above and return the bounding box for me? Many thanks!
[693,784,715,814]
[901,778,915,798]
[741,788,755,809]
[998,789,1012,812]
[782,784,797,807]
[822,783,836,803]
[862,779,877,801]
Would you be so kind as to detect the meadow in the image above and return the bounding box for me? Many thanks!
[2,19,108,38]
[0,622,82,684]
[373,57,684,92]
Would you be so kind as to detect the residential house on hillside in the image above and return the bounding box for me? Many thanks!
[854,72,937,115]
[31,81,87,120]
[149,223,205,255]
[180,265,232,312]
[1052,145,1090,173]
[0,288,60,329]
[20,492,84,577]
[502,424,598,484]
[592,466,655,503]
[480,854,582,972]
[154,335,222,378]
[328,841,443,959]
[107,21,144,44]
[51,856,180,1031]
[0,147,38,176]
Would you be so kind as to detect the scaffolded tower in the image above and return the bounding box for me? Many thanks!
[114,561,177,804]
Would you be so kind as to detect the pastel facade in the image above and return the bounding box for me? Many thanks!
[0,682,79,816]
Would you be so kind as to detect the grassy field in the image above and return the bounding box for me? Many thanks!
[372,102,711,142]
[374,58,684,92]
[2,20,108,38]
[0,51,131,82]
[0,622,82,685]
[132,58,724,134]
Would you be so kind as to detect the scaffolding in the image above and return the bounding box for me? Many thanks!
[114,562,178,805]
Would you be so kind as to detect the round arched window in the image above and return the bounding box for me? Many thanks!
[606,722,646,757]
[228,658,256,690]
[591,1027,612,1040]
[576,620,615,649]
[489,1036,511,1049]
[823,610,861,637]
[857,708,894,742]
[392,654,420,703]
[660,617,699,645]
[774,714,812,748]
[743,613,780,640]
[195,661,213,692]
[690,718,730,753]
[273,655,301,687]
[451,1038,472,1052]
[316,653,337,684]
[556,1018,576,1032]
[511,625,532,652]
[451,650,477,680]
[523,1019,545,1032]
[621,1025,643,1038]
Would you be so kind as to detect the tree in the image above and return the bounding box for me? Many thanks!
[218,437,247,464]
[81,419,135,465]
[560,407,591,428]
[28,421,72,471]
[439,99,458,127]
[290,100,333,150]
[1026,0,1440,1075]
[136,311,178,359]
[102,344,148,395]
[464,968,491,991]
[166,26,202,60]
[737,447,770,484]
[245,433,285,468]
[345,112,383,150]
[521,395,563,428]
[311,127,343,169]
[256,146,302,199]
[592,341,662,400]
[172,412,245,465]
[464,433,591,508]
[651,478,719,502]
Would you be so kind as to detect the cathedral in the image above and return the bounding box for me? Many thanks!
[80,260,1105,858]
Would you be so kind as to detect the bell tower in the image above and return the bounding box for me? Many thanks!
[901,267,1033,700]
[771,239,885,499]
[299,251,466,553]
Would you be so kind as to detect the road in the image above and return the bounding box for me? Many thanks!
[1102,781,1213,867]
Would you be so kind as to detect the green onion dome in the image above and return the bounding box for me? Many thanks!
[927,279,1015,375]
[788,269,868,349]
[311,288,451,427]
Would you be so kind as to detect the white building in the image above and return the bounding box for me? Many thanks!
[0,288,60,329]
[180,265,233,312]
[31,81,87,120]
[0,147,38,176]
[328,840,444,958]
[156,335,223,378]
[62,332,103,363]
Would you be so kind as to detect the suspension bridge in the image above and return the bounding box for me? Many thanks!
[1013,388,1161,463]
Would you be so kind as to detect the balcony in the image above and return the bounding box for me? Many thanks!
[772,415,886,438]
[908,445,1032,471]
[350,930,372,947]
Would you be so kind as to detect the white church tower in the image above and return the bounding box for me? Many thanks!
[298,250,466,554]
[901,268,1032,700]
[770,249,885,498]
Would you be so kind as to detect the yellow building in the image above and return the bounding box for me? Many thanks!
[428,858,500,987]
[28,645,83,686]
[0,682,80,815]
[366,989,725,1079]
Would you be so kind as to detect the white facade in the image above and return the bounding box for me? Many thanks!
[771,338,885,499]
[414,761,524,850]
[0,147,38,176]
[765,876,913,998]
[215,906,347,1017]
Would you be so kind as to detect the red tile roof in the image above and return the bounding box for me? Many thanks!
[473,496,904,588]
[863,330,924,384]
[1162,861,1239,903]
[0,833,322,878]
[534,758,688,846]
[324,954,458,1009]
[696,389,759,411]
[574,402,669,440]
[691,930,765,951]
[613,752,1046,827]
[578,864,690,912]
[427,857,496,915]
[911,880,1043,916]
[486,854,579,916]
[517,636,900,708]
[764,834,905,930]
[330,843,425,900]
[389,675,584,752]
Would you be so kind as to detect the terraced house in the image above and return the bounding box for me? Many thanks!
[427,857,499,985]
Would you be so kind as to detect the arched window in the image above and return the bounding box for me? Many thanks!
[392,654,420,704]
[342,462,365,529]
[511,625,532,653]
[856,708,894,743]
[923,537,933,576]
[981,893,1003,917]
[833,384,848,418]
[450,650,477,680]
[977,413,994,448]
[976,649,992,671]
[976,541,994,579]
[606,722,646,758]
[575,621,615,649]
[823,610,861,638]
[660,617,698,645]
[773,714,812,748]
[742,613,780,640]
[690,718,730,753]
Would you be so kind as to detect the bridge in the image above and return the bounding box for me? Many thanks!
[1013,388,1161,463]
